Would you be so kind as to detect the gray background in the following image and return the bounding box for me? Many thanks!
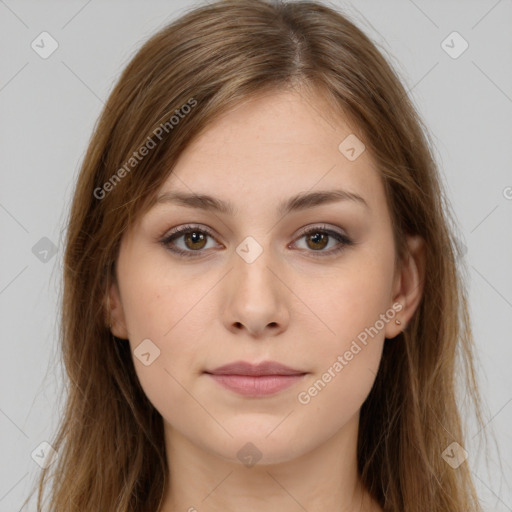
[1,0,511,510]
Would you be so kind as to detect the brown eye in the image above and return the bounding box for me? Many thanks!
[292,225,354,257]
[305,232,329,251]
[183,231,207,250]
[161,225,219,258]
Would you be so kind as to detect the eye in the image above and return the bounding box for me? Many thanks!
[291,224,354,257]
[160,224,220,258]
[160,223,353,258]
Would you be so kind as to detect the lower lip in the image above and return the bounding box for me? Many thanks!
[206,373,306,397]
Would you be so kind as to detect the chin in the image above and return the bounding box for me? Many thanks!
[203,426,316,467]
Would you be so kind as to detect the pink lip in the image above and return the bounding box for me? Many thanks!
[205,361,307,397]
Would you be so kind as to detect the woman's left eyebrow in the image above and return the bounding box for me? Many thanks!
[154,188,369,216]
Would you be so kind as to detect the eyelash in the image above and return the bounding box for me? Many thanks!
[160,224,354,259]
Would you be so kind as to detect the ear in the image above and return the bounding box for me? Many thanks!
[106,279,129,339]
[385,234,426,339]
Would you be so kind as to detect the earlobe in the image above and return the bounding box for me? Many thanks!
[106,281,129,340]
[385,234,426,339]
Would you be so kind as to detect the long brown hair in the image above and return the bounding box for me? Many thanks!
[23,0,485,510]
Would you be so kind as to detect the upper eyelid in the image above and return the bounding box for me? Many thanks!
[162,223,346,241]
[162,224,217,241]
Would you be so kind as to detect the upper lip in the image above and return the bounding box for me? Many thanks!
[205,361,306,376]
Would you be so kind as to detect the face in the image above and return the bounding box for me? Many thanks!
[109,88,413,465]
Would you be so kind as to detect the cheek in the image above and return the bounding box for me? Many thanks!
[301,247,395,352]
[292,242,394,410]
[119,265,209,424]
[295,338,384,443]
[117,250,242,418]
[119,247,211,342]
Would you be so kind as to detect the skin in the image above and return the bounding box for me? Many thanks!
[109,87,425,512]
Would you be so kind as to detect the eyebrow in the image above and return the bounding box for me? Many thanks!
[155,188,369,216]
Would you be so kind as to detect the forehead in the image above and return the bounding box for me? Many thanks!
[159,89,383,213]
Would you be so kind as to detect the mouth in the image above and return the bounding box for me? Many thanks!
[204,360,307,397]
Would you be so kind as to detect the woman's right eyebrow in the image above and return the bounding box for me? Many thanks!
[154,189,369,216]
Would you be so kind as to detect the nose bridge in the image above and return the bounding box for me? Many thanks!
[233,234,278,297]
[221,233,289,336]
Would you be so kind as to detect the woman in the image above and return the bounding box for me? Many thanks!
[25,0,484,510]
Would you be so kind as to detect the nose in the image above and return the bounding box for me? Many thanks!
[220,245,290,339]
